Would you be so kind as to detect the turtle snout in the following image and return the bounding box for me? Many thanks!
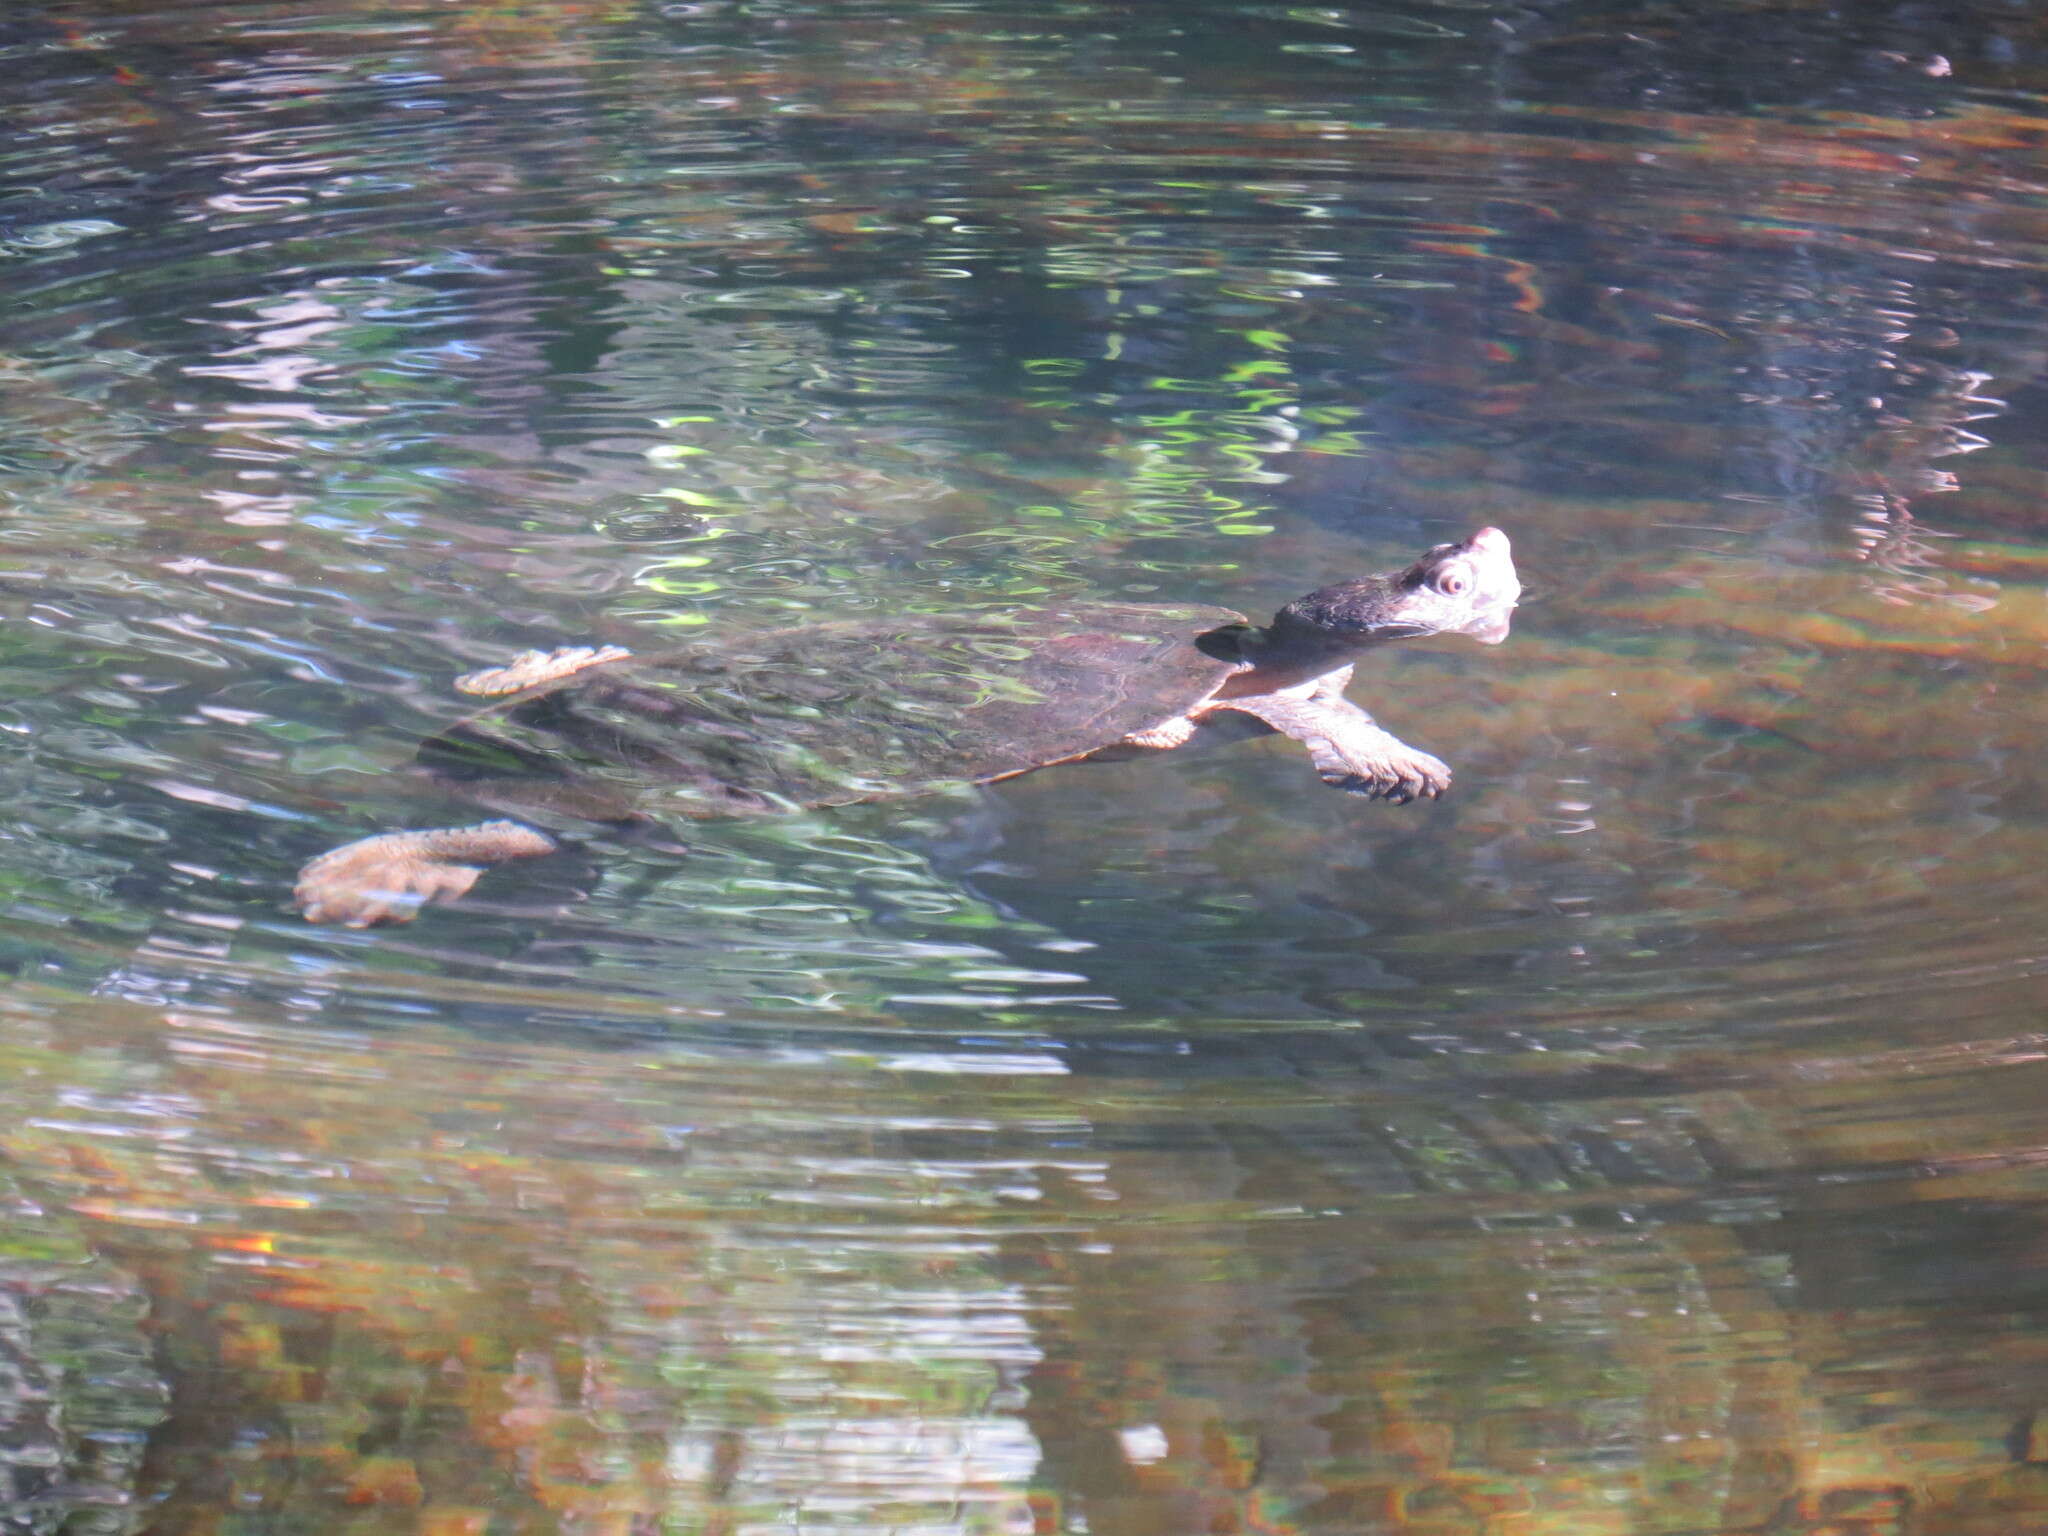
[1465,525,1511,555]
[1468,611,1514,645]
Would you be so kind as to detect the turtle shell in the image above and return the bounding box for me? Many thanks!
[443,602,1247,818]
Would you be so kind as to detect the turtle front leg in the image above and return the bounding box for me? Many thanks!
[1211,692,1452,805]
[295,820,560,926]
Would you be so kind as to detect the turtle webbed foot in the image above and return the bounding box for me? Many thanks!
[1317,741,1451,805]
[454,645,631,697]
[295,821,558,926]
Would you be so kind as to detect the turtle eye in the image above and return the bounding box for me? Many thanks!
[1436,569,1469,596]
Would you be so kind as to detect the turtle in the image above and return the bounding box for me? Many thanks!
[295,525,1519,925]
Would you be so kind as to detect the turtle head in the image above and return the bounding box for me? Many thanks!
[1271,526,1521,651]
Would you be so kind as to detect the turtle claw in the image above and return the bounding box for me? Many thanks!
[1320,748,1452,805]
[295,821,558,926]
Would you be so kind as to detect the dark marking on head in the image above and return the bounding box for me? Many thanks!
[1196,624,1255,662]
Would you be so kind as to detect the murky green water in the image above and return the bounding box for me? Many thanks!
[9,1,2048,1531]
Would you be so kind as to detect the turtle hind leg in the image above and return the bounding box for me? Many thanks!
[1213,692,1451,805]
[1077,713,1201,763]
[295,820,560,926]
[455,644,631,697]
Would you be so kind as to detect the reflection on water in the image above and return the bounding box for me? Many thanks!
[15,990,2048,1534]
[0,1165,160,1535]
[9,0,2048,1529]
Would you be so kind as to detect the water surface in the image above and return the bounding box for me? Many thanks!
[7,1,2048,1531]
